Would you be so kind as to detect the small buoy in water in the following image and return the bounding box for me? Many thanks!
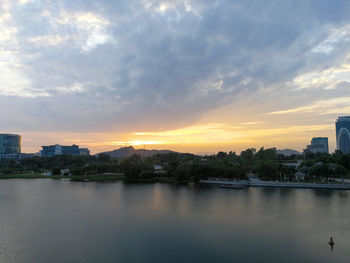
[329,237,334,249]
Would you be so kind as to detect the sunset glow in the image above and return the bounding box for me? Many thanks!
[3,2,350,263]
[112,140,167,146]
[1,0,350,155]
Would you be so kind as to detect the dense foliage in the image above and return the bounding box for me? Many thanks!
[0,147,349,182]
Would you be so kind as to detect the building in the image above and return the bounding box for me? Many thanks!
[0,134,22,160]
[40,144,90,157]
[336,116,350,154]
[79,148,90,156]
[305,137,329,154]
[0,134,21,154]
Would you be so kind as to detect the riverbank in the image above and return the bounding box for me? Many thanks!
[70,174,178,183]
[4,173,349,189]
[0,173,180,183]
[0,173,53,179]
[201,179,350,190]
[0,173,126,181]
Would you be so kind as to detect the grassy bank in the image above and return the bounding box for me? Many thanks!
[70,173,126,182]
[68,175,180,183]
[123,176,178,184]
[0,173,126,181]
[0,173,182,184]
[0,173,49,179]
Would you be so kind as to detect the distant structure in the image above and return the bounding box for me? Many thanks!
[0,134,22,160]
[79,148,90,156]
[40,144,90,157]
[336,116,350,154]
[277,149,301,156]
[305,137,329,154]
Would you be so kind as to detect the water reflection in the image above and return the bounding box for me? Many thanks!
[312,189,337,198]
[0,180,349,263]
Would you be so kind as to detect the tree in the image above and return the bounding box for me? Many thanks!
[255,161,278,180]
[97,154,111,163]
[255,147,277,161]
[124,162,154,179]
[240,148,256,160]
[336,165,348,183]
[309,162,329,181]
[217,151,227,159]
[278,164,296,181]
[174,163,191,181]
[52,168,61,175]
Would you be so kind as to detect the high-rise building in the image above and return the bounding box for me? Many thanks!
[40,144,90,157]
[305,137,329,154]
[0,134,22,160]
[336,116,350,154]
[0,134,21,154]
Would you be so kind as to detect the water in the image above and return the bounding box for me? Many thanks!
[0,179,349,263]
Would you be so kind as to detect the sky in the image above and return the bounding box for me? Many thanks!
[1,0,350,154]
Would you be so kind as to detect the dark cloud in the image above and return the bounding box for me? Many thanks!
[1,0,350,132]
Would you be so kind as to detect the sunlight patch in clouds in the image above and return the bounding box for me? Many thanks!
[133,124,246,145]
[142,0,200,16]
[112,140,167,146]
[291,61,350,90]
[18,0,34,4]
[49,11,113,51]
[0,66,48,97]
[27,35,70,46]
[240,122,263,126]
[53,83,87,94]
[313,25,350,54]
[293,72,341,90]
[0,22,17,42]
[268,97,350,115]
[134,124,233,137]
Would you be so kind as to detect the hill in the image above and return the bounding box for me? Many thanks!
[97,146,175,158]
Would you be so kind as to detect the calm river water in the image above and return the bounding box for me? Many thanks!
[0,179,349,263]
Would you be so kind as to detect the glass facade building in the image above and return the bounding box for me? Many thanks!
[0,134,21,154]
[336,116,350,154]
[40,144,88,157]
[306,137,329,154]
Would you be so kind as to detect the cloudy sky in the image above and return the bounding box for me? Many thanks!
[1,0,350,154]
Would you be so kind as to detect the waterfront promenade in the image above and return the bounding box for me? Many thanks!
[201,177,350,190]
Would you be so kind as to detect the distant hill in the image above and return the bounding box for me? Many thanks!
[277,149,301,156]
[96,146,175,158]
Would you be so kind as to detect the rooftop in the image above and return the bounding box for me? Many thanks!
[337,116,350,122]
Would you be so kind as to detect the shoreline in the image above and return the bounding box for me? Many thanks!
[2,174,350,189]
[200,179,350,190]
[0,173,181,184]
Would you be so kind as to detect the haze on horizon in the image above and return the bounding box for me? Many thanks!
[1,0,350,154]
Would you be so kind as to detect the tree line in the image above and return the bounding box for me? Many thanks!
[0,147,349,182]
